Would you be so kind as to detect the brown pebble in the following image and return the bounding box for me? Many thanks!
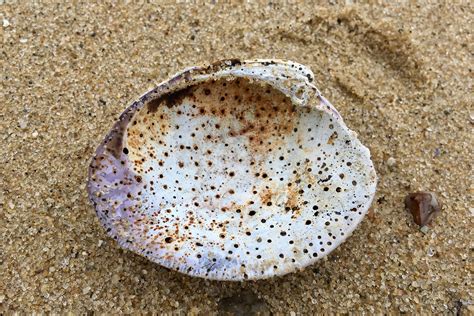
[404,192,441,226]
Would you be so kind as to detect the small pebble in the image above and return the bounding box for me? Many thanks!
[18,118,28,129]
[82,286,91,295]
[420,226,429,234]
[404,192,441,226]
[32,131,39,138]
[111,274,120,284]
[40,284,48,293]
[20,38,28,43]
[387,157,396,168]
[3,18,9,27]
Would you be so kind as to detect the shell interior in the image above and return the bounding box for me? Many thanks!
[88,59,377,280]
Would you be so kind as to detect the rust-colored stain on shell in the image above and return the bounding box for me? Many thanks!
[147,85,197,113]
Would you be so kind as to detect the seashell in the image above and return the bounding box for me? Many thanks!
[88,59,377,280]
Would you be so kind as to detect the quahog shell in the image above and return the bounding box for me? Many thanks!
[88,59,377,280]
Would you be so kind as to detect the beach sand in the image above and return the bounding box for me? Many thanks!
[1,2,472,314]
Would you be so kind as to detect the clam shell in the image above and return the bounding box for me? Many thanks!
[88,59,377,280]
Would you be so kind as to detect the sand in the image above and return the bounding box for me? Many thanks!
[1,2,472,314]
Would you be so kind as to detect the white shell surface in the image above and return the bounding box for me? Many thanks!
[88,59,377,280]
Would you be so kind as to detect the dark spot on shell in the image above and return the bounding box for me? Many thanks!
[147,85,196,113]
